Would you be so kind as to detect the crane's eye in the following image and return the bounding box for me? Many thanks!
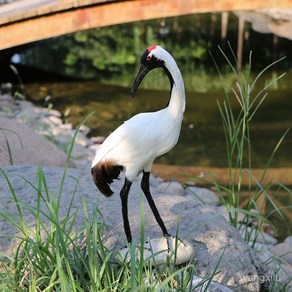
[147,54,152,61]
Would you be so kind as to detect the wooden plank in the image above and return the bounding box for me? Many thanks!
[152,164,292,187]
[0,0,58,23]
[0,0,111,25]
[0,0,292,50]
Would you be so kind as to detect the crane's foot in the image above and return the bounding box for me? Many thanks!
[163,234,194,265]
[117,235,194,266]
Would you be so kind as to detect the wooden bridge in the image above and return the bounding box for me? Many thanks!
[0,0,292,51]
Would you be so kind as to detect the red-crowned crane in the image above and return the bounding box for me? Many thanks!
[91,45,186,245]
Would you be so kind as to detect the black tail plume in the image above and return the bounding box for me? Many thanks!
[91,161,123,197]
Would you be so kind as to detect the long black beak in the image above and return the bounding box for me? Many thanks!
[130,65,149,98]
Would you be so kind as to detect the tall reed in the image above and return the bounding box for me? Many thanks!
[206,45,291,253]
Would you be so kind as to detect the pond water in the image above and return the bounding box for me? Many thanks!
[25,74,292,168]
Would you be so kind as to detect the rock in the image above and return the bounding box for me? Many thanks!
[242,227,278,247]
[157,180,184,196]
[16,100,35,112]
[149,175,163,188]
[14,101,42,125]
[71,143,94,169]
[46,115,62,125]
[117,236,195,266]
[0,93,20,117]
[79,124,90,135]
[214,210,278,250]
[0,166,267,291]
[190,276,233,291]
[52,135,70,145]
[90,136,106,144]
[75,132,92,147]
[32,107,61,118]
[275,263,292,290]
[0,94,14,113]
[50,126,65,137]
[215,205,246,223]
[255,248,292,291]
[59,123,73,131]
[185,186,220,205]
[284,236,292,244]
[0,93,13,102]
[47,109,62,118]
[0,118,69,167]
[270,236,292,265]
[88,143,100,152]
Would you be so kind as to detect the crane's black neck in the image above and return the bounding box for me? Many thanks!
[164,66,174,89]
[163,65,174,108]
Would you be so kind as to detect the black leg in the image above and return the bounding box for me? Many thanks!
[120,178,133,243]
[141,171,169,236]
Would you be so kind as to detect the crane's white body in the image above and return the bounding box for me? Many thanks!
[91,46,185,181]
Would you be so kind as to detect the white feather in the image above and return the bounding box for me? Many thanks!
[92,46,185,181]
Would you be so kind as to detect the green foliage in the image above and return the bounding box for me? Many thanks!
[60,26,140,78]
[19,15,219,82]
[211,46,290,232]
[18,13,291,92]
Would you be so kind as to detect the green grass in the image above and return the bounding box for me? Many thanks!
[213,46,291,240]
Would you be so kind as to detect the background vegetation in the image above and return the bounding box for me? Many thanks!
[17,13,292,90]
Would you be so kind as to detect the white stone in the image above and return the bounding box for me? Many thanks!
[48,109,62,117]
[52,127,65,137]
[59,123,73,130]
[157,181,184,195]
[90,136,105,144]
[75,133,93,148]
[47,115,63,125]
[117,236,194,266]
[79,125,90,135]
[88,144,100,151]
[75,138,89,147]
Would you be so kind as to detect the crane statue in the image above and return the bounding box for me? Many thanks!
[91,45,194,264]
